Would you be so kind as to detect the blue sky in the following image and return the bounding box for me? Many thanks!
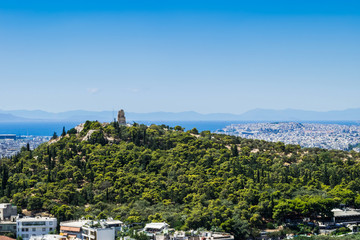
[0,0,359,114]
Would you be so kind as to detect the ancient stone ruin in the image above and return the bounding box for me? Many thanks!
[117,109,126,125]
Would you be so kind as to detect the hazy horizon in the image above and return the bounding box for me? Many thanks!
[2,107,360,115]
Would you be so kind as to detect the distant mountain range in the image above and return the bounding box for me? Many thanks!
[0,113,29,122]
[0,108,360,122]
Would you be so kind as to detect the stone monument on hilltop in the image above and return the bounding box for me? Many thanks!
[117,109,126,125]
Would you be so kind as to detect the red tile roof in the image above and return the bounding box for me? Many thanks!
[0,236,16,240]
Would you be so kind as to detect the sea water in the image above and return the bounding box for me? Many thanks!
[0,121,359,136]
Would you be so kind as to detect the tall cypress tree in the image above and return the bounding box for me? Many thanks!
[231,145,239,157]
[61,127,66,137]
[1,165,9,196]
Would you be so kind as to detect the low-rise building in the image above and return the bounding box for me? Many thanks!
[60,220,89,239]
[0,204,17,221]
[144,222,169,234]
[82,221,115,240]
[0,204,17,236]
[60,219,122,240]
[17,216,57,240]
[204,232,234,240]
[0,221,17,236]
[102,219,122,237]
[332,208,360,224]
[144,222,169,240]
[170,231,234,240]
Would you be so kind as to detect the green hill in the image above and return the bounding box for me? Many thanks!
[1,121,360,239]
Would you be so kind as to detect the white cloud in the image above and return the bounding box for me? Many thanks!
[87,88,100,94]
[130,88,140,93]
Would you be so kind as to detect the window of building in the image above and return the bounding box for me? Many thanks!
[42,228,46,231]
[33,228,36,231]
[22,221,46,226]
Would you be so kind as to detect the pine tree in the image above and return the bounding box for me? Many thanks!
[231,145,239,157]
[51,132,58,140]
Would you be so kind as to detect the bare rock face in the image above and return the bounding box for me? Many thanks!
[82,130,98,142]
[117,109,126,125]
[75,123,85,133]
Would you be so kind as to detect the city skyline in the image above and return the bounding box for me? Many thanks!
[1,0,359,114]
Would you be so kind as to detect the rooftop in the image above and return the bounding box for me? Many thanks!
[17,216,56,222]
[0,221,16,224]
[60,219,122,228]
[144,222,169,230]
[0,236,15,240]
[29,235,66,240]
[60,220,90,228]
[0,203,15,208]
[103,219,123,225]
[332,208,360,217]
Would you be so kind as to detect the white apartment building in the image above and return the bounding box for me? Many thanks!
[82,221,115,240]
[17,216,57,240]
[103,219,122,236]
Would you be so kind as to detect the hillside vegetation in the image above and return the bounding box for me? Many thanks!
[1,121,360,239]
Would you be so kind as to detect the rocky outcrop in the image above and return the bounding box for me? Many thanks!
[82,130,98,141]
[75,123,85,133]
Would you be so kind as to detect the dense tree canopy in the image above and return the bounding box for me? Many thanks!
[1,121,360,239]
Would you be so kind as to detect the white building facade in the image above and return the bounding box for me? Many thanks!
[82,225,115,240]
[17,216,57,240]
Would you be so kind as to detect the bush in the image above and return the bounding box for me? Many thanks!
[266,222,275,229]
[27,196,43,211]
[332,227,351,235]
[67,128,77,135]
